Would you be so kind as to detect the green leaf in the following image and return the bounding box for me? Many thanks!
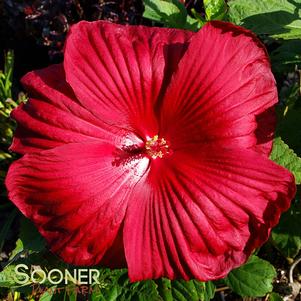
[277,107,301,156]
[39,287,56,301]
[272,200,301,258]
[228,0,301,39]
[270,137,301,184]
[19,217,46,253]
[157,278,215,301]
[185,15,201,30]
[66,288,77,301]
[89,269,161,301]
[204,0,227,21]
[0,264,18,288]
[9,238,24,260]
[225,255,276,297]
[190,9,206,27]
[0,50,13,101]
[143,0,187,28]
[271,40,301,73]
[269,292,283,301]
[0,150,12,161]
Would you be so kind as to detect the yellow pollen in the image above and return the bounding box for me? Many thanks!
[145,135,170,159]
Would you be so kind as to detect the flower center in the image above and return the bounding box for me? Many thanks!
[145,135,170,159]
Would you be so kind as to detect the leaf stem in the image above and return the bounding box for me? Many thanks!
[289,255,301,283]
[215,286,230,292]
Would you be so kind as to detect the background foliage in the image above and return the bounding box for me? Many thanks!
[0,0,301,300]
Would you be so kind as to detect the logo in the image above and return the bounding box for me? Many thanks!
[14,264,105,285]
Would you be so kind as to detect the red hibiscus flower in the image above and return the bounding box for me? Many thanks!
[5,20,296,282]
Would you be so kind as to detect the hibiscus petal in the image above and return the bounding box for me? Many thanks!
[123,148,295,281]
[12,64,120,154]
[160,21,277,155]
[64,21,193,137]
[5,142,150,265]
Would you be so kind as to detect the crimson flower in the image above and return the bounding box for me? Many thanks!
[6,20,296,282]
